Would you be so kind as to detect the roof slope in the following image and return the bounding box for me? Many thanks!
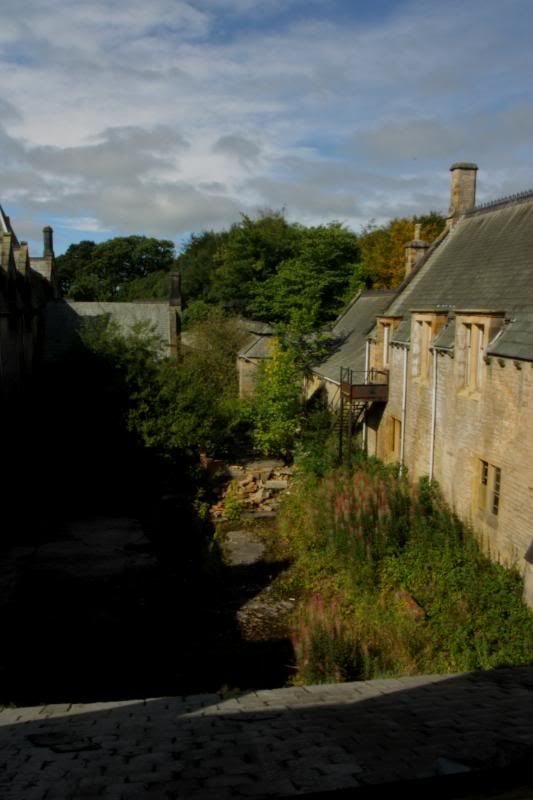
[314,290,396,381]
[45,300,175,360]
[384,195,533,360]
[238,320,274,360]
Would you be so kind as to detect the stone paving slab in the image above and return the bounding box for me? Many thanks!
[1,668,532,799]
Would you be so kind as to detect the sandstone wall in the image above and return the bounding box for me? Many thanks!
[371,337,533,581]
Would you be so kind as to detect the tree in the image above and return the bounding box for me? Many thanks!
[54,240,97,296]
[250,340,303,457]
[120,270,173,301]
[77,312,249,458]
[211,211,300,315]
[356,213,445,289]
[56,236,176,300]
[177,230,228,306]
[251,223,359,326]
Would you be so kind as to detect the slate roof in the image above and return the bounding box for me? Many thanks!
[45,300,176,360]
[238,321,275,360]
[314,290,396,382]
[383,193,533,361]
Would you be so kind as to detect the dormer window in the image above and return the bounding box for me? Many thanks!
[411,312,447,380]
[456,312,505,394]
[375,317,401,370]
[464,322,485,390]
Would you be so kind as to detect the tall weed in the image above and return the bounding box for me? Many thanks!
[283,460,533,682]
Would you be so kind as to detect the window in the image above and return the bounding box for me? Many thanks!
[391,417,401,459]
[478,460,501,517]
[464,322,485,390]
[412,319,432,379]
[383,324,391,367]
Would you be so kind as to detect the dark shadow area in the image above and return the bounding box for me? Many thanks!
[0,313,295,705]
[1,668,532,799]
[0,542,294,705]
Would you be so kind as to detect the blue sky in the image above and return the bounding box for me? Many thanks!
[0,0,532,255]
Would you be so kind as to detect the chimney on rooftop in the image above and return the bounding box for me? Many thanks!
[43,225,54,257]
[447,162,478,226]
[404,222,429,278]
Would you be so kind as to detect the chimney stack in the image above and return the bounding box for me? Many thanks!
[404,223,429,278]
[447,162,478,226]
[43,225,54,257]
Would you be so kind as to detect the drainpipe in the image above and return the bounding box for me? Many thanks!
[429,347,438,482]
[363,339,370,454]
[399,346,408,476]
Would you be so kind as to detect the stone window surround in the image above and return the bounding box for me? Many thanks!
[375,316,402,371]
[409,311,447,383]
[477,457,502,525]
[455,311,505,398]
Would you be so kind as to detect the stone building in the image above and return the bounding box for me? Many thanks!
[237,322,274,398]
[0,206,57,407]
[315,163,533,604]
[1,208,182,389]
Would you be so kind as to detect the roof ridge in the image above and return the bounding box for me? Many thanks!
[466,189,533,216]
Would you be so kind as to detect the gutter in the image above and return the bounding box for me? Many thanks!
[399,346,408,476]
[429,347,438,481]
[363,339,370,454]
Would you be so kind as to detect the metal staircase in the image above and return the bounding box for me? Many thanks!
[337,367,389,462]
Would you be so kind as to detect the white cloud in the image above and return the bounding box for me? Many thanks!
[0,0,532,251]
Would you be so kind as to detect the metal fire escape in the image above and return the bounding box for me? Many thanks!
[337,367,389,462]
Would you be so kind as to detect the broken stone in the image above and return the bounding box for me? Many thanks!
[227,465,245,478]
[242,511,277,519]
[249,488,267,504]
[264,479,288,491]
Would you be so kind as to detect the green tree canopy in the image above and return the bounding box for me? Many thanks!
[251,223,359,326]
[56,236,176,300]
[210,211,300,315]
[177,230,228,305]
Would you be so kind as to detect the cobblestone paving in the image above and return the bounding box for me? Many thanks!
[1,668,532,799]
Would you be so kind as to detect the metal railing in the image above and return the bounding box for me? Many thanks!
[340,367,389,401]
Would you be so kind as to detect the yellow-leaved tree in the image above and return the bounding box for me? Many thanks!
[356,212,445,289]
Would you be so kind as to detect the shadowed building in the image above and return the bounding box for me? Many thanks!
[0,206,58,407]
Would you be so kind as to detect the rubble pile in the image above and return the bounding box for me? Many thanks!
[210,459,292,520]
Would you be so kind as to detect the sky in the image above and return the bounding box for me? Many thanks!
[1,0,533,255]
